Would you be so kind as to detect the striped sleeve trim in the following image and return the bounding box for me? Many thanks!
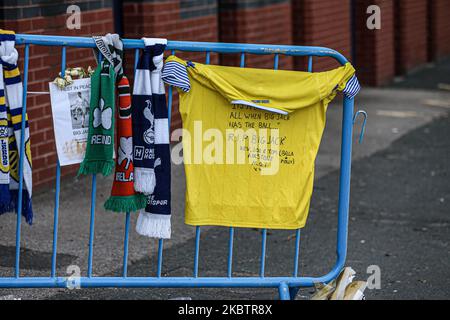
[161,61,191,92]
[343,75,361,99]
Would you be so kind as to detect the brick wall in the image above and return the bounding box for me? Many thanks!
[292,0,352,72]
[394,0,428,74]
[123,0,219,130]
[354,0,395,86]
[218,0,293,69]
[428,0,450,61]
[0,0,114,188]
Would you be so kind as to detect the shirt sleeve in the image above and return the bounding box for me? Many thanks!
[342,75,361,99]
[316,62,361,105]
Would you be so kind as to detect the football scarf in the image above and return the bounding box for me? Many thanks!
[0,29,33,224]
[78,34,122,176]
[134,38,172,239]
[104,75,147,212]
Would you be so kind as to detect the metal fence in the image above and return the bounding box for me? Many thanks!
[0,34,358,300]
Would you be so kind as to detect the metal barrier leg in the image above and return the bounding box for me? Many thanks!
[14,43,30,278]
[278,282,290,300]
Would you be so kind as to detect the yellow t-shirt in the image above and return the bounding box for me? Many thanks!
[163,55,358,229]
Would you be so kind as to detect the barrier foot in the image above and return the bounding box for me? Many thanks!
[278,282,290,300]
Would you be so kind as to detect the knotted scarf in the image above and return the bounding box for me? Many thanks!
[134,38,171,239]
[78,34,122,176]
[0,29,33,224]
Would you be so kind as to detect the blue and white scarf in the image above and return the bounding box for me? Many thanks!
[134,38,171,239]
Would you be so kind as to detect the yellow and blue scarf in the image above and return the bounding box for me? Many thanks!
[0,29,33,224]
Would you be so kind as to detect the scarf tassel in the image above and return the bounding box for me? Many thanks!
[78,160,115,177]
[104,194,147,213]
[0,185,13,214]
[136,211,171,239]
[0,189,33,226]
[133,168,156,194]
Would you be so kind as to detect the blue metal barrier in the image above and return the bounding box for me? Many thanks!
[0,34,356,300]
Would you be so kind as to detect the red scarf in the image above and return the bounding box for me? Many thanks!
[104,75,147,212]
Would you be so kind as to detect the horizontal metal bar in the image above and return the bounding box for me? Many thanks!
[0,274,334,289]
[0,250,346,288]
[14,34,348,64]
[1,246,346,289]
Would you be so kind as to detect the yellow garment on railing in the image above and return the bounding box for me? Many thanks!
[165,55,356,229]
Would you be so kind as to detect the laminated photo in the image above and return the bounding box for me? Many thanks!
[49,78,91,166]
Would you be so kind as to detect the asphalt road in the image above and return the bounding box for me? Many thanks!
[0,60,449,300]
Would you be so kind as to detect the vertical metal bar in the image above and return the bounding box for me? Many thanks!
[122,49,135,278]
[87,51,102,278]
[278,282,291,300]
[274,52,304,280]
[260,229,267,277]
[226,52,247,278]
[122,212,131,277]
[227,227,234,278]
[155,49,175,278]
[293,229,301,277]
[336,96,355,266]
[156,239,163,277]
[193,226,201,278]
[151,49,175,279]
[14,44,29,278]
[51,163,61,277]
[50,46,66,278]
[308,56,313,72]
[273,54,279,70]
[87,174,96,278]
[205,51,210,64]
[115,48,137,279]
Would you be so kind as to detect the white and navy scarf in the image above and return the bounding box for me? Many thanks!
[0,30,33,224]
[134,38,171,239]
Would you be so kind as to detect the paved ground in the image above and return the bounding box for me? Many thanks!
[0,59,449,300]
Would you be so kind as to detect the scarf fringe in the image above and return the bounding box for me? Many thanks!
[136,211,171,239]
[134,168,156,194]
[2,189,34,225]
[0,185,12,214]
[104,194,147,213]
[0,203,15,214]
[78,160,115,177]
